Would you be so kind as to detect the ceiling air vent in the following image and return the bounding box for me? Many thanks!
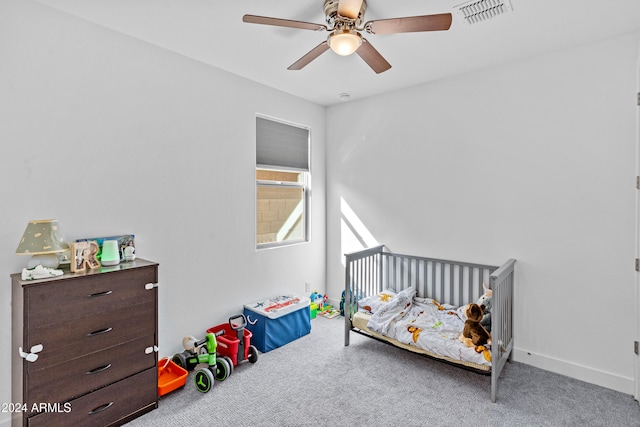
[454,0,513,25]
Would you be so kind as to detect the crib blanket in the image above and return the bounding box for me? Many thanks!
[362,287,491,366]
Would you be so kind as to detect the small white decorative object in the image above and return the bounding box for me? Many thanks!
[21,265,63,280]
[123,242,136,261]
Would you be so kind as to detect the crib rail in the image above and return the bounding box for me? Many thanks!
[489,258,516,402]
[344,245,515,402]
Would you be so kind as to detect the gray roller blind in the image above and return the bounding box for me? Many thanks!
[256,117,309,171]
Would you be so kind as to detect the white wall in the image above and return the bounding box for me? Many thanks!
[327,33,639,394]
[0,2,325,424]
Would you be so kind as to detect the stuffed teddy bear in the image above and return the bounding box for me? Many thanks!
[459,303,492,348]
[456,283,492,330]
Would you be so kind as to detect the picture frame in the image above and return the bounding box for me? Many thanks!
[70,241,100,272]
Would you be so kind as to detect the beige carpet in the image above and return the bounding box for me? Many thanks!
[126,316,640,426]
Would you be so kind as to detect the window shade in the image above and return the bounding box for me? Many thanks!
[256,117,309,171]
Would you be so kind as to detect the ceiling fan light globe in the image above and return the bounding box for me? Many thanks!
[328,30,362,56]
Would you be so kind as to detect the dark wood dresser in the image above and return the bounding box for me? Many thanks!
[11,259,159,427]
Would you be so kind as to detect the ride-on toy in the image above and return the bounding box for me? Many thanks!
[171,332,231,393]
[207,314,259,369]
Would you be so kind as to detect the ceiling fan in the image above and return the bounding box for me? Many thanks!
[242,0,452,74]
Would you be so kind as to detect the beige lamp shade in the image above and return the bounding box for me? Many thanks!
[16,219,65,268]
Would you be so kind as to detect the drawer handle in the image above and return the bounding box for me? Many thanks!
[88,290,113,298]
[87,327,113,337]
[86,363,112,375]
[88,401,113,415]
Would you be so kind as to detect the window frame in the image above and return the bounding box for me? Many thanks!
[255,115,311,250]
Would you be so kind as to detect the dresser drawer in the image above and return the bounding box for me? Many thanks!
[27,367,157,427]
[26,335,156,409]
[25,265,157,327]
[26,301,156,371]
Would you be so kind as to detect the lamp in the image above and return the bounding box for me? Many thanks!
[100,240,120,266]
[16,219,65,268]
[328,29,362,56]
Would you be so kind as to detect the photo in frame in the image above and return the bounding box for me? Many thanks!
[76,234,135,263]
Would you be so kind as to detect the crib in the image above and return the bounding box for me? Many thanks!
[344,245,516,402]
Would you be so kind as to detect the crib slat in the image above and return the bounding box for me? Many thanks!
[451,264,456,304]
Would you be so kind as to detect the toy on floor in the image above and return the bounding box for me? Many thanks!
[309,291,326,310]
[207,314,259,369]
[340,288,364,316]
[171,332,231,393]
[157,357,188,396]
[317,305,340,319]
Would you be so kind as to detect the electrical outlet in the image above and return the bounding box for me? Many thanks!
[305,282,310,293]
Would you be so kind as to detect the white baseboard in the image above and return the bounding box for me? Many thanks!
[513,348,635,396]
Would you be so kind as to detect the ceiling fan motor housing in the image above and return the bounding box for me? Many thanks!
[324,0,367,28]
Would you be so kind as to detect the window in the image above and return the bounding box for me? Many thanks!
[256,116,310,249]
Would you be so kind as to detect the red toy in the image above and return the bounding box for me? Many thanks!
[207,314,258,370]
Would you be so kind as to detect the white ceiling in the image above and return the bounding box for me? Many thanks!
[35,0,640,106]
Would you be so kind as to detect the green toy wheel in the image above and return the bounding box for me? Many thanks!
[194,367,214,393]
[248,345,259,363]
[214,358,231,381]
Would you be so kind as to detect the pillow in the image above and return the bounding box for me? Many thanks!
[357,290,397,314]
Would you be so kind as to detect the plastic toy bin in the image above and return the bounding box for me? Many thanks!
[157,357,188,397]
[243,295,311,353]
[206,323,253,366]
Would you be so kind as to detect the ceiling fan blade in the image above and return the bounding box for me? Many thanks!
[338,0,364,20]
[243,15,327,31]
[355,38,391,74]
[287,41,330,70]
[364,13,452,35]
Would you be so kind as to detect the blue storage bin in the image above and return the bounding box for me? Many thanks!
[243,295,311,353]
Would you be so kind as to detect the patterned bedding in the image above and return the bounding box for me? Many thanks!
[357,287,491,367]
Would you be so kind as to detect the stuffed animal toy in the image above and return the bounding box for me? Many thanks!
[459,303,492,348]
[476,283,492,331]
[475,345,492,362]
